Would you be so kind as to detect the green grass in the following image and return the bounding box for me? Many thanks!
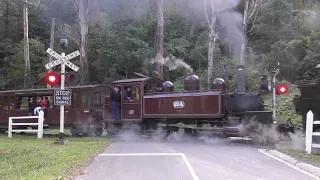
[278,148,320,167]
[0,134,111,180]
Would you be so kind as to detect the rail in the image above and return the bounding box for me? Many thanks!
[8,111,44,139]
[305,110,320,154]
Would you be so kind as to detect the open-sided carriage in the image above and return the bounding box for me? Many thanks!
[0,85,113,136]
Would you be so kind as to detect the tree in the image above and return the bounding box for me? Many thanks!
[74,0,89,85]
[23,0,31,88]
[155,0,164,80]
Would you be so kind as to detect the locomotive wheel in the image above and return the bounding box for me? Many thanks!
[71,127,82,137]
[92,128,103,137]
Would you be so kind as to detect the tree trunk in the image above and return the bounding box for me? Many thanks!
[47,18,55,88]
[207,36,214,89]
[4,0,10,38]
[155,0,164,80]
[23,0,31,88]
[240,0,250,66]
[78,0,89,85]
[207,0,216,89]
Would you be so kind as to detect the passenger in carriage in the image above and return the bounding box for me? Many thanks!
[34,105,42,116]
[46,97,50,108]
[28,97,35,115]
[110,85,121,120]
[41,96,48,110]
[36,97,41,107]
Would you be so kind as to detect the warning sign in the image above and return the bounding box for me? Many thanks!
[54,89,72,106]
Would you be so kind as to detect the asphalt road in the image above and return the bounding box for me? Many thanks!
[75,132,316,180]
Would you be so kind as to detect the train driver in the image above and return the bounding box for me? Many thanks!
[110,85,121,120]
[124,87,132,101]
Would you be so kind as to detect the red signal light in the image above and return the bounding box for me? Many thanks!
[276,83,288,95]
[45,72,60,86]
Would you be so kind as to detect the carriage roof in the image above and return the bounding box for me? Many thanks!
[0,84,111,95]
[112,77,164,85]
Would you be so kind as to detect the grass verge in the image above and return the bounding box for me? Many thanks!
[277,148,320,167]
[0,134,111,180]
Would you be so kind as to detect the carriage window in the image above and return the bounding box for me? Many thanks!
[9,96,15,110]
[15,96,29,109]
[1,96,15,110]
[81,94,90,109]
[101,93,108,104]
[123,86,140,102]
[94,92,101,104]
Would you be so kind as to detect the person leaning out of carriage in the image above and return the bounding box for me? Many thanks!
[110,85,121,120]
[28,97,35,115]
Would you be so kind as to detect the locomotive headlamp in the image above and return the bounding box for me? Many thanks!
[60,39,68,50]
[260,75,271,93]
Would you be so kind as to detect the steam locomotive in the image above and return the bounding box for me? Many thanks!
[100,71,276,141]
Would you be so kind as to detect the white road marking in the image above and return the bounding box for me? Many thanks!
[258,149,320,180]
[99,153,199,180]
[99,153,182,156]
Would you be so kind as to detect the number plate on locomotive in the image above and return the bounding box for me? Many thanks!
[173,101,185,108]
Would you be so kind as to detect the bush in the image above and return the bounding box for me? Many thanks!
[262,81,302,125]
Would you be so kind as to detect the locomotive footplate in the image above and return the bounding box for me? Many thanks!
[157,122,227,136]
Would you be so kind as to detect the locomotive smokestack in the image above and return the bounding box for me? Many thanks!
[236,65,245,94]
[236,43,246,94]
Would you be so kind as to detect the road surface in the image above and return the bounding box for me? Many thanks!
[75,132,317,180]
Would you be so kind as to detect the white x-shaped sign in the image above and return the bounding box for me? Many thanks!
[45,48,80,72]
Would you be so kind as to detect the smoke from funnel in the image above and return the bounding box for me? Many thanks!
[210,0,245,93]
[150,55,194,73]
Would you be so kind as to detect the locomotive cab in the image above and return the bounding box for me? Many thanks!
[103,77,163,122]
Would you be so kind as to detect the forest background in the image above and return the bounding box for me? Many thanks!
[0,0,319,124]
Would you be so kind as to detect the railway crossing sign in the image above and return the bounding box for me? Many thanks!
[54,89,72,106]
[45,48,80,72]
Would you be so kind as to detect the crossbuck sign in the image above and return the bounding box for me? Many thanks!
[45,48,80,72]
[45,47,80,141]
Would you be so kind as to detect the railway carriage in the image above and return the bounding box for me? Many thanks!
[0,85,113,136]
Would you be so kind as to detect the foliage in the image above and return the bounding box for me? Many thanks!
[0,0,320,123]
[262,81,302,125]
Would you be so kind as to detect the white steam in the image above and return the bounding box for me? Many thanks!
[150,55,193,73]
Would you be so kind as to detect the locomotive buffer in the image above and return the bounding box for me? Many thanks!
[45,39,80,145]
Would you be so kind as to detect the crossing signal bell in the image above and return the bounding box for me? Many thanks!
[45,72,60,86]
[276,84,288,95]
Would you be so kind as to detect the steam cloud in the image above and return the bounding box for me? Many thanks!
[150,55,193,73]
[211,0,245,66]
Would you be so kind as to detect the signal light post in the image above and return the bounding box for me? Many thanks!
[271,62,289,120]
[45,39,80,145]
[272,68,280,119]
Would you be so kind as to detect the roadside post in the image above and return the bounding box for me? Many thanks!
[45,39,80,144]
